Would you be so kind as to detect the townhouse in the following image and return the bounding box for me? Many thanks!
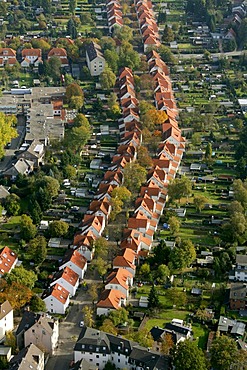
[48,47,69,68]
[97,289,127,316]
[113,248,137,276]
[0,48,18,67]
[106,0,123,32]
[42,283,70,314]
[105,268,133,298]
[0,301,14,340]
[49,266,80,297]
[73,327,169,370]
[21,48,42,68]
[85,41,105,77]
[59,249,87,279]
[0,246,18,277]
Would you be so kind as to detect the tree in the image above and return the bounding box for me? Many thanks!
[28,236,47,265]
[40,176,60,198]
[4,194,20,216]
[170,239,196,269]
[194,195,207,212]
[168,176,192,203]
[228,201,244,215]
[205,142,212,159]
[4,331,17,353]
[119,42,141,70]
[109,308,129,326]
[0,280,32,310]
[233,179,247,210]
[123,163,147,193]
[104,49,119,73]
[139,263,151,280]
[161,333,174,355]
[159,45,177,64]
[48,220,69,237]
[110,197,124,221]
[69,124,91,151]
[29,295,47,312]
[114,25,133,42]
[137,146,153,168]
[168,216,180,235]
[0,113,17,159]
[5,265,37,289]
[66,83,84,106]
[148,285,160,309]
[210,335,238,370]
[47,56,62,81]
[191,132,201,147]
[82,305,94,327]
[64,164,77,179]
[73,113,90,128]
[91,257,110,282]
[100,319,118,335]
[99,67,116,90]
[155,264,170,284]
[128,328,154,348]
[31,39,51,53]
[111,186,131,204]
[94,237,109,259]
[67,18,77,39]
[88,283,99,305]
[230,212,247,242]
[172,340,207,370]
[20,214,37,241]
[70,95,84,110]
[69,0,77,14]
[142,109,168,131]
[163,24,174,42]
[166,288,187,307]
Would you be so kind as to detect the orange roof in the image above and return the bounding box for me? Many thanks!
[48,48,67,57]
[22,48,41,57]
[50,283,69,304]
[106,268,133,289]
[81,215,104,233]
[61,266,79,286]
[62,249,87,269]
[0,48,16,57]
[113,248,136,269]
[119,67,133,80]
[73,230,96,248]
[97,289,126,309]
[0,246,17,275]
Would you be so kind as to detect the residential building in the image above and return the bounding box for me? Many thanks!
[231,254,247,281]
[113,248,137,276]
[16,312,59,354]
[9,343,44,370]
[229,283,247,310]
[0,301,14,340]
[3,158,34,181]
[0,246,18,276]
[86,42,105,76]
[48,48,69,68]
[59,249,87,279]
[73,327,169,370]
[218,316,246,338]
[105,268,133,297]
[17,140,45,168]
[42,283,70,314]
[50,266,79,297]
[71,359,98,370]
[21,48,42,68]
[96,289,126,316]
[0,48,17,67]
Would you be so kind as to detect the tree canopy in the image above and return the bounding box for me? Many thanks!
[210,335,238,370]
[0,113,18,159]
[172,340,207,370]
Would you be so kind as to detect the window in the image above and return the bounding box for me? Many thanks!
[118,359,120,363]
[96,355,99,358]
[90,359,93,362]
[96,347,99,352]
[96,363,99,366]
[82,345,85,349]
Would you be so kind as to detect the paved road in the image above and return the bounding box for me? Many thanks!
[45,277,101,370]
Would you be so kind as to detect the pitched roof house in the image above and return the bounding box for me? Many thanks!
[113,248,137,275]
[43,283,70,314]
[0,48,17,67]
[0,246,18,276]
[9,343,45,370]
[0,301,13,340]
[50,266,80,297]
[59,249,87,279]
[86,42,105,77]
[48,48,69,67]
[21,48,42,68]
[105,268,133,297]
[97,289,126,316]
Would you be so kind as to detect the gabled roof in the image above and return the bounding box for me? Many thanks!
[0,48,16,57]
[80,215,104,233]
[43,283,69,304]
[103,169,123,184]
[60,249,87,270]
[48,48,67,57]
[73,230,96,248]
[97,289,126,309]
[119,67,133,80]
[50,266,79,287]
[106,268,133,289]
[86,41,104,62]
[22,48,42,57]
[0,300,12,320]
[9,343,44,370]
[0,246,17,275]
[113,248,136,270]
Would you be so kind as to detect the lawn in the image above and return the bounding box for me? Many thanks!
[0,216,21,231]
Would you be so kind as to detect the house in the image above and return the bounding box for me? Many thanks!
[0,246,18,276]
[231,254,247,281]
[17,140,45,168]
[73,327,169,370]
[86,42,105,77]
[113,248,137,276]
[105,268,133,297]
[164,322,193,341]
[48,48,69,68]
[50,266,80,297]
[73,230,97,261]
[96,289,126,316]
[3,158,34,180]
[80,215,105,238]
[0,48,17,67]
[43,283,70,314]
[218,316,246,338]
[0,301,14,340]
[9,343,44,370]
[229,283,247,310]
[0,185,10,200]
[71,359,98,370]
[21,48,42,68]
[15,311,59,354]
[59,249,87,279]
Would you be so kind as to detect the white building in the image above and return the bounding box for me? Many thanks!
[86,42,105,77]
[43,283,70,315]
[50,266,79,297]
[0,301,14,340]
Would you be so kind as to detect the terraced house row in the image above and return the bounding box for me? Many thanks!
[106,0,123,32]
[134,0,161,51]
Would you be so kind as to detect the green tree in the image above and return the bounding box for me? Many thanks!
[73,113,90,128]
[100,319,118,335]
[170,239,196,269]
[4,331,17,354]
[0,113,17,159]
[94,237,109,259]
[137,146,153,168]
[233,179,247,210]
[155,264,170,284]
[67,18,77,39]
[114,25,133,42]
[194,195,207,212]
[29,295,47,312]
[168,176,192,203]
[163,24,174,42]
[4,194,20,216]
[139,263,151,281]
[166,288,187,307]
[5,265,37,289]
[69,125,91,150]
[119,42,141,70]
[109,307,129,326]
[191,132,201,147]
[66,83,84,106]
[48,56,62,81]
[99,67,116,90]
[91,257,110,282]
[148,285,160,308]
[28,235,47,265]
[104,49,119,73]
[48,220,69,237]
[205,142,212,159]
[228,201,244,215]
[70,95,84,110]
[69,0,77,14]
[40,176,60,198]
[128,328,154,348]
[210,335,238,370]
[20,214,37,241]
[0,280,32,310]
[168,216,180,235]
[172,340,207,370]
[123,163,147,193]
[111,186,131,204]
[64,164,77,179]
